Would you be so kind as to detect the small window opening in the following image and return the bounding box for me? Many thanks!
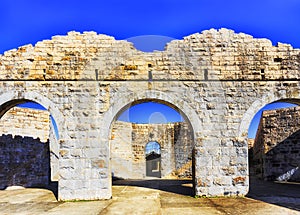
[261,69,265,80]
[95,69,98,81]
[204,69,208,81]
[274,57,283,63]
[148,71,153,81]
[43,69,46,80]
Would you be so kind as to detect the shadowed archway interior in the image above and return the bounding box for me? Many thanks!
[110,99,195,195]
[0,99,59,198]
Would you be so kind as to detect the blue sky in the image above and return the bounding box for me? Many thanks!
[2,0,300,138]
[0,0,299,53]
[118,102,183,123]
[145,141,161,155]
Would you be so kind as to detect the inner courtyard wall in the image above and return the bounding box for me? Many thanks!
[0,134,50,189]
[0,107,50,142]
[0,107,52,188]
[111,121,193,179]
[253,106,300,181]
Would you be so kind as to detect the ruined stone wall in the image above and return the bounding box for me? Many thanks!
[253,107,300,181]
[0,28,299,200]
[111,121,193,179]
[110,121,133,179]
[0,107,50,143]
[0,107,60,182]
[0,29,299,82]
[174,123,193,177]
[0,134,50,189]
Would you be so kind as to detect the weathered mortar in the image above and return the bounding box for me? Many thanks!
[252,106,300,181]
[0,28,299,200]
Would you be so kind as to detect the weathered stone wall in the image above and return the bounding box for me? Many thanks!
[174,122,193,176]
[111,121,193,179]
[0,107,50,143]
[0,28,299,200]
[2,29,299,81]
[0,134,50,189]
[110,121,134,179]
[0,107,59,182]
[253,107,300,181]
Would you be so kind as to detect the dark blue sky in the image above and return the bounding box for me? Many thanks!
[118,102,183,123]
[0,0,299,53]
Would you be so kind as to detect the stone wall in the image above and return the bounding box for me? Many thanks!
[0,134,50,189]
[253,106,300,181]
[111,121,193,179]
[174,122,193,175]
[0,106,60,183]
[0,29,299,81]
[0,28,299,199]
[110,121,133,179]
[0,107,50,143]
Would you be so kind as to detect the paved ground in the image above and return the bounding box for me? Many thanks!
[0,179,299,215]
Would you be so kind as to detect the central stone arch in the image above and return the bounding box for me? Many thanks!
[101,90,202,197]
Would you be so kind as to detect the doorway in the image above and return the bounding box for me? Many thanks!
[145,141,161,178]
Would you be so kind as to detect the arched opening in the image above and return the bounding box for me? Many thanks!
[110,99,195,196]
[0,99,59,197]
[248,100,299,180]
[145,141,161,178]
[246,99,300,209]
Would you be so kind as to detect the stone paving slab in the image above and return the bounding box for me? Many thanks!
[0,182,300,215]
[44,201,110,215]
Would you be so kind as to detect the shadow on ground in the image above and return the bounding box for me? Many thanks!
[113,178,194,196]
[113,177,300,213]
[1,178,299,214]
[247,177,300,211]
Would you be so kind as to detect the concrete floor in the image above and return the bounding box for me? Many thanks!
[0,179,300,215]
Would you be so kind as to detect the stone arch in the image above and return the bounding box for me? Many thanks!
[145,141,161,154]
[0,91,63,133]
[102,90,202,141]
[0,90,64,182]
[104,90,199,195]
[238,91,300,138]
[239,92,300,186]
